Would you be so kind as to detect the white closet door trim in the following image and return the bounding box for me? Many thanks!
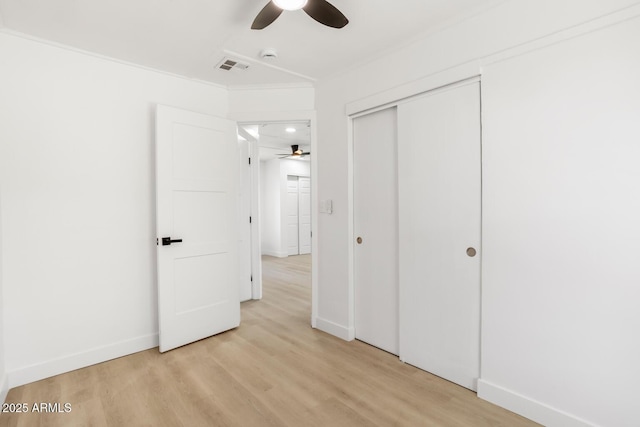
[349,76,480,120]
[346,63,481,116]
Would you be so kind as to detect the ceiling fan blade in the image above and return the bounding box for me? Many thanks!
[251,1,283,30]
[303,0,349,28]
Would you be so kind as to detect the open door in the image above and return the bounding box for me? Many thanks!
[156,104,240,353]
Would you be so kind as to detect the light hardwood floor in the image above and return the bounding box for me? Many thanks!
[1,255,539,426]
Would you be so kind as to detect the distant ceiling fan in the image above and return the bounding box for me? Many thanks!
[278,145,311,158]
[252,0,349,30]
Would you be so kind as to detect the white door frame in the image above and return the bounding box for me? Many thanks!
[346,77,481,340]
[232,111,318,328]
[236,135,262,300]
[248,140,262,299]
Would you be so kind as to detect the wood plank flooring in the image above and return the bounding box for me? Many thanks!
[0,255,539,426]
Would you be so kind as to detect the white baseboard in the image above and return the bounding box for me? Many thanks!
[0,372,8,404]
[8,333,158,389]
[315,317,354,341]
[477,379,596,427]
[261,250,288,258]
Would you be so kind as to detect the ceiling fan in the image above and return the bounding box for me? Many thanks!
[279,145,311,158]
[252,0,349,30]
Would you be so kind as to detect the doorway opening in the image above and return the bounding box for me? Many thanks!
[237,120,314,322]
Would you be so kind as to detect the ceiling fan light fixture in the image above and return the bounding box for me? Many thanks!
[272,0,308,11]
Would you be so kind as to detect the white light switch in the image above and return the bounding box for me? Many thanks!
[320,199,333,214]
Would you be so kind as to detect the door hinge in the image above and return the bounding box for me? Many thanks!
[251,275,253,282]
[249,216,252,224]
[248,157,251,165]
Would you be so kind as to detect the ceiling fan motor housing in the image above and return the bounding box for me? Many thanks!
[252,0,349,30]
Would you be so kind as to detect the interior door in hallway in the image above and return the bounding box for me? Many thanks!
[286,176,300,255]
[286,175,311,256]
[298,177,311,255]
[398,81,481,391]
[353,107,399,355]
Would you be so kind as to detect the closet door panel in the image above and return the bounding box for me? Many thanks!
[398,82,481,390]
[353,107,399,355]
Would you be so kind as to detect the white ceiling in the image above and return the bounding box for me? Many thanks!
[0,0,503,87]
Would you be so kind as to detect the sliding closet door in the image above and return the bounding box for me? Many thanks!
[398,81,481,390]
[353,107,399,355]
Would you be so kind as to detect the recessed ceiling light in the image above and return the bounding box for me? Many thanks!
[286,127,296,133]
[273,0,308,11]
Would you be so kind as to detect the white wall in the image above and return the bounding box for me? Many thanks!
[261,159,310,257]
[314,1,640,426]
[261,159,282,257]
[228,85,315,118]
[0,31,229,388]
[0,194,7,404]
[479,16,640,427]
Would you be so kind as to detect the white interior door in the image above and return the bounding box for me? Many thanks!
[398,81,481,390]
[238,138,252,302]
[353,107,399,356]
[156,104,240,353]
[298,177,311,255]
[286,176,300,256]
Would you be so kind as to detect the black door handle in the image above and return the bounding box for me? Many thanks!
[162,237,183,246]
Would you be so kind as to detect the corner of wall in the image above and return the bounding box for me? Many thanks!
[315,317,354,341]
[7,333,158,390]
[0,375,7,404]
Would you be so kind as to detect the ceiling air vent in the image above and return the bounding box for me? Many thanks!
[217,58,250,71]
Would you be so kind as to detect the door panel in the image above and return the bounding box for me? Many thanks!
[353,107,399,356]
[174,253,230,314]
[156,104,240,353]
[398,81,481,390]
[298,177,312,255]
[286,176,300,256]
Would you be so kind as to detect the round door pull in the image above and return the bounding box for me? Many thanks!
[466,247,477,257]
[356,237,363,244]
